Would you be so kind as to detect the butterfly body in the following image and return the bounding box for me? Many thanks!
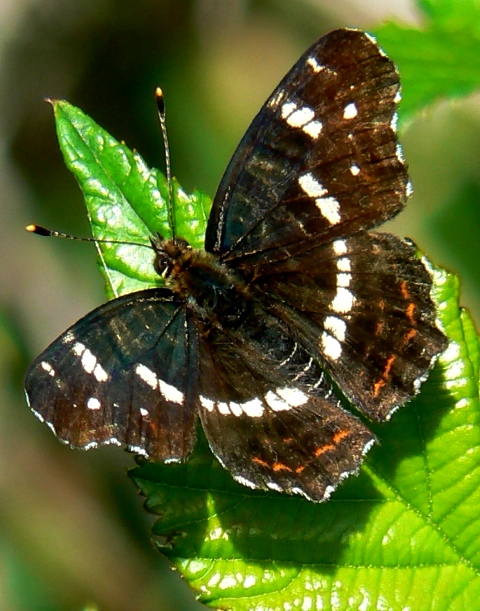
[25,29,447,501]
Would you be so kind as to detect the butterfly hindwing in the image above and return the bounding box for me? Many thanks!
[206,29,409,264]
[247,232,447,420]
[196,315,375,501]
[25,289,198,460]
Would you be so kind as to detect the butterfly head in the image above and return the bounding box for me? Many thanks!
[150,234,193,280]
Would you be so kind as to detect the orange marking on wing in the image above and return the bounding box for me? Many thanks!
[375,320,385,336]
[373,378,386,397]
[373,355,396,397]
[400,280,411,300]
[406,302,416,323]
[333,429,349,444]
[295,465,306,474]
[404,328,417,342]
[314,429,349,457]
[374,300,385,335]
[315,443,335,457]
[273,462,292,472]
[383,354,395,378]
[253,457,293,473]
[252,457,270,468]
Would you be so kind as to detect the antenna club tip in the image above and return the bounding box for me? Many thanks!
[26,224,52,236]
[26,224,50,236]
[155,87,165,114]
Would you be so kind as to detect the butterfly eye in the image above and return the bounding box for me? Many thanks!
[153,253,171,278]
[153,237,193,279]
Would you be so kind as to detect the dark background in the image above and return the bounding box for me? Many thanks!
[1,1,479,609]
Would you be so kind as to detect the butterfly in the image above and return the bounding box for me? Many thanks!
[25,28,447,502]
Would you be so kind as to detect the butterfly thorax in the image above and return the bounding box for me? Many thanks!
[151,234,251,327]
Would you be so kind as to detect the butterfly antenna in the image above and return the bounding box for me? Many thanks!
[25,224,152,249]
[155,87,176,240]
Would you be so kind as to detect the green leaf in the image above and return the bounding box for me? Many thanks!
[53,100,211,299]
[373,0,480,123]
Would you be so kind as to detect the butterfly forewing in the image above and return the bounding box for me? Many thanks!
[25,289,198,460]
[206,29,409,263]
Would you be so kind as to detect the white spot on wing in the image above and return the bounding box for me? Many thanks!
[200,396,214,412]
[349,164,360,176]
[267,88,285,109]
[73,341,85,357]
[286,106,315,127]
[390,112,398,132]
[266,481,283,492]
[63,331,75,344]
[332,287,355,313]
[303,120,323,138]
[80,348,107,383]
[316,196,341,225]
[324,316,347,342]
[337,273,352,287]
[83,440,100,450]
[201,396,264,418]
[159,379,184,405]
[333,239,348,256]
[396,143,405,162]
[134,364,184,404]
[40,361,55,377]
[337,257,351,272]
[87,397,101,410]
[93,363,109,382]
[299,173,328,198]
[72,342,109,381]
[217,402,230,415]
[235,475,256,489]
[265,387,309,411]
[240,398,264,418]
[135,364,157,389]
[363,438,377,454]
[306,56,324,73]
[229,402,243,417]
[321,333,342,360]
[343,102,358,120]
[276,387,308,407]
[82,351,96,371]
[281,101,298,119]
[140,408,149,417]
[265,390,291,412]
[281,102,322,139]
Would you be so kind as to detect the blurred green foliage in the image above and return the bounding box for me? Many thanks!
[2,0,480,609]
